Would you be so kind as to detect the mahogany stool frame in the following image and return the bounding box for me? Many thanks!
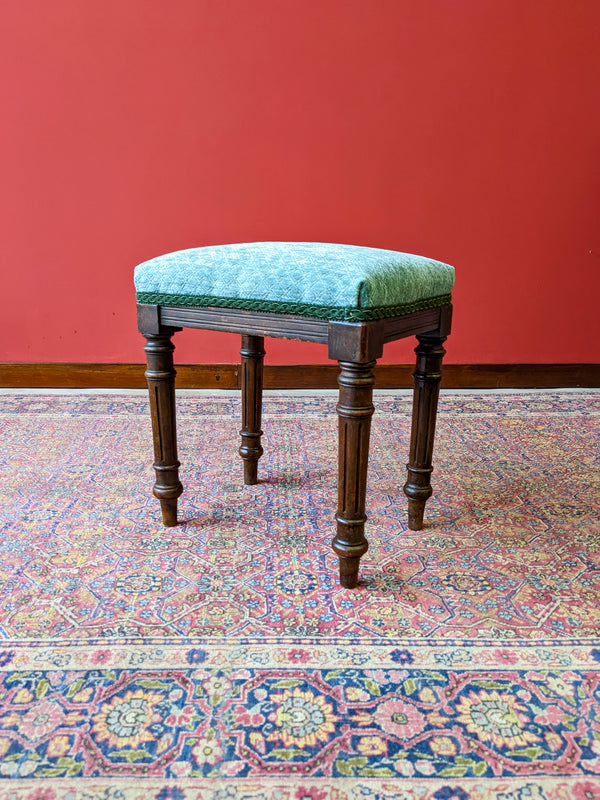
[137,301,452,588]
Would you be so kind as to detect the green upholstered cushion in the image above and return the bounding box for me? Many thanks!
[134,242,454,322]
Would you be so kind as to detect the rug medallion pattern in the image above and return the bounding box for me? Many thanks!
[0,391,599,799]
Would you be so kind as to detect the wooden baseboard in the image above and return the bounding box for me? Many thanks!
[1,362,598,389]
[0,363,239,390]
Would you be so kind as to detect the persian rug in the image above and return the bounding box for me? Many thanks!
[0,389,599,800]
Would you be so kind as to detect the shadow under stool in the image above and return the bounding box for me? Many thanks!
[135,242,455,588]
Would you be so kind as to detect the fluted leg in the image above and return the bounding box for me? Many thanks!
[332,359,376,588]
[403,334,447,530]
[239,334,265,485]
[144,333,183,526]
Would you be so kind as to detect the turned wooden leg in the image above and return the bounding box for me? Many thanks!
[143,332,183,526]
[403,334,447,531]
[239,334,265,485]
[332,359,376,588]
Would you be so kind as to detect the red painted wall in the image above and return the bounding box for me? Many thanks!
[1,0,599,365]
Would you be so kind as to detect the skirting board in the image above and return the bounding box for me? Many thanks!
[1,363,599,389]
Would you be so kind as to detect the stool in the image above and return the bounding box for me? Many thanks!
[135,242,454,588]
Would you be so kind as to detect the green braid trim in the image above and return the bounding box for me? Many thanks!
[135,292,452,322]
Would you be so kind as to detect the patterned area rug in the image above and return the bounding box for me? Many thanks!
[0,390,599,799]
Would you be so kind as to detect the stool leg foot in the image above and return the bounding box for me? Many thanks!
[338,556,362,589]
[407,498,426,531]
[160,498,178,528]
[243,460,258,486]
[403,334,447,531]
[332,360,375,588]
[239,335,265,485]
[144,333,183,526]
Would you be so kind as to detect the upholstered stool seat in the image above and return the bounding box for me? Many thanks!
[135,241,454,588]
[135,242,454,321]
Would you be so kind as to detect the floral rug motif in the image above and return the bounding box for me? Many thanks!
[0,390,599,799]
